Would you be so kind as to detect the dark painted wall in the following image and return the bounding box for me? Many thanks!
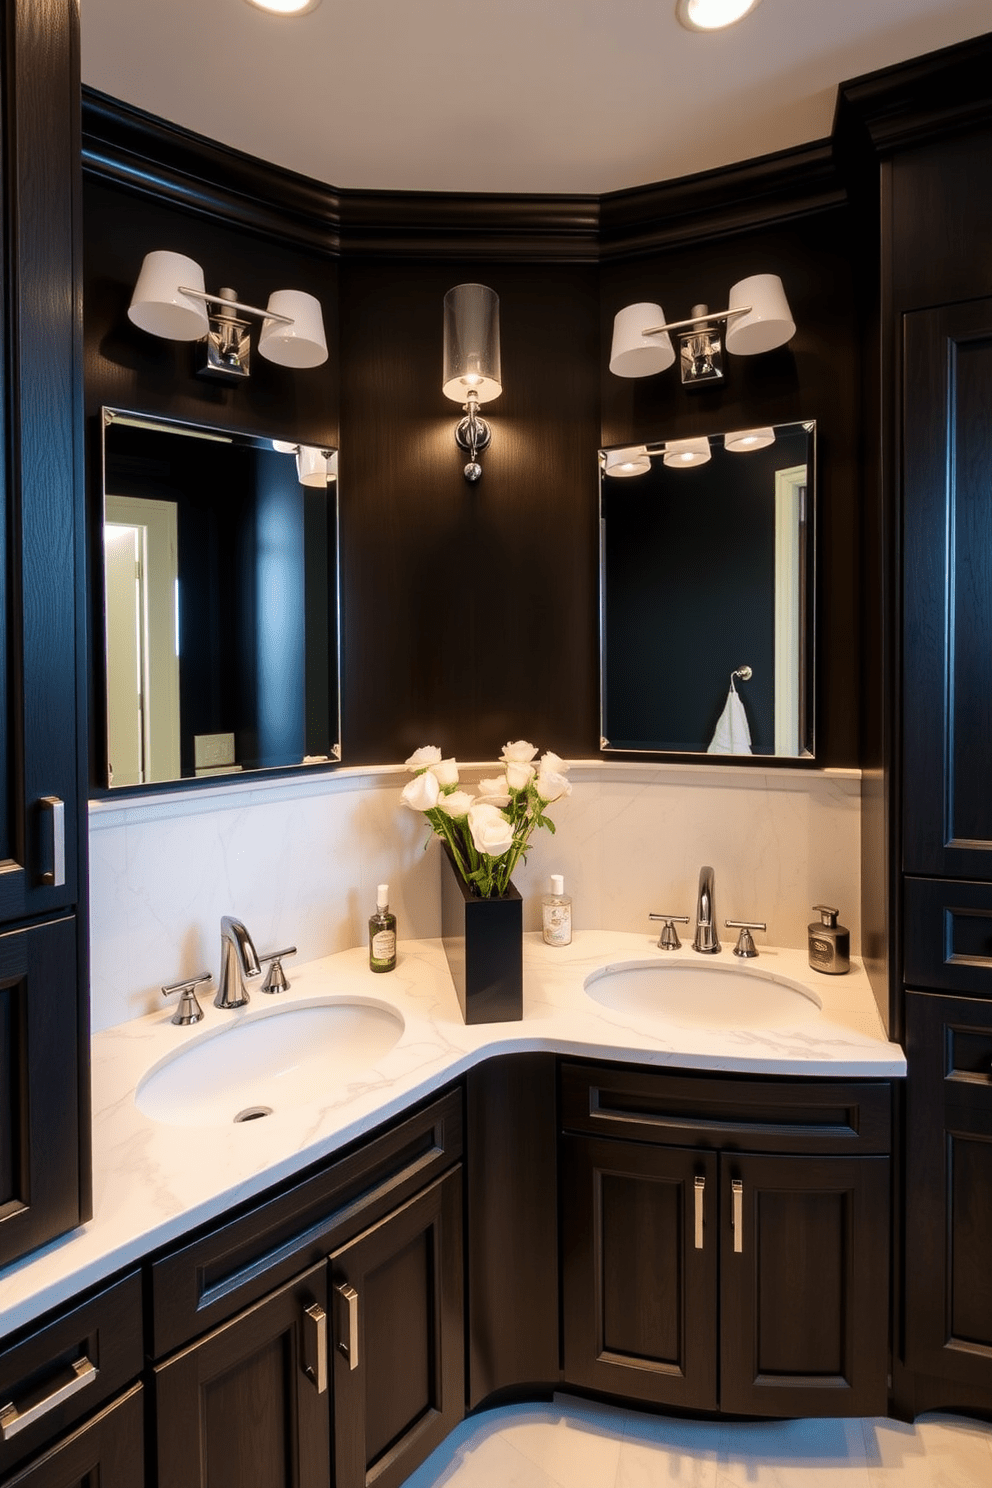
[600,208,862,767]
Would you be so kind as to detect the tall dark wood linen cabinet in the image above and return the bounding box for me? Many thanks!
[840,34,992,1419]
[0,0,89,1268]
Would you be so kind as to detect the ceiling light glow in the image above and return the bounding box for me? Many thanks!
[243,0,321,16]
[676,0,761,32]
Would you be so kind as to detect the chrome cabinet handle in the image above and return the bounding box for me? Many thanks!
[0,1356,97,1440]
[334,1283,359,1371]
[39,796,65,887]
[732,1178,743,1253]
[694,1174,705,1249]
[303,1302,328,1394]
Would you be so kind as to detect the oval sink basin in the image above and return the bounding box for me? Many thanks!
[136,999,405,1127]
[584,960,821,1028]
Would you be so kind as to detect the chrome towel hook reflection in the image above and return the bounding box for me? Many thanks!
[732,666,753,684]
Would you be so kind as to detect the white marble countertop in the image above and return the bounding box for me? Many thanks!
[0,930,904,1342]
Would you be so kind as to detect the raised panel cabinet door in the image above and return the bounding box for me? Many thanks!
[902,298,992,881]
[153,1262,330,1488]
[719,1153,889,1416]
[560,1136,719,1411]
[0,0,81,926]
[0,1383,143,1488]
[330,1167,464,1488]
[905,991,992,1390]
[0,917,80,1267]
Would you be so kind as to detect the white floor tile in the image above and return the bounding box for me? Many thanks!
[498,1396,625,1488]
[619,1412,723,1488]
[715,1417,870,1488]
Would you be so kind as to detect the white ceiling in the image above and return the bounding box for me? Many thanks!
[81,0,992,196]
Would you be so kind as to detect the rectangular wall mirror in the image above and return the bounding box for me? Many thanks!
[100,408,341,790]
[599,420,814,759]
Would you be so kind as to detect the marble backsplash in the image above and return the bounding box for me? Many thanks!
[88,761,861,1033]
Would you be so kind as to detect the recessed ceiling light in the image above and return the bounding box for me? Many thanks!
[676,0,762,31]
[243,0,321,16]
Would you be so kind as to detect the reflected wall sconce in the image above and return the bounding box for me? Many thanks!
[724,426,775,452]
[272,440,338,486]
[442,283,501,482]
[609,274,795,389]
[662,437,711,469]
[601,446,652,479]
[128,250,328,383]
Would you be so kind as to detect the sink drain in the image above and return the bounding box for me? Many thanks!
[234,1105,273,1123]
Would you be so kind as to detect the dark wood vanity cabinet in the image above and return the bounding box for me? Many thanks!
[560,1064,892,1417]
[148,1091,464,1488]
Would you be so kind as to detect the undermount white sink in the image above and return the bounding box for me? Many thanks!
[584,959,821,1028]
[136,999,405,1127]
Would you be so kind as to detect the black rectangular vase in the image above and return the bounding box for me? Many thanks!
[440,847,523,1024]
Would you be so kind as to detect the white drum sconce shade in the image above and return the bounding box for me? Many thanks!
[443,284,502,482]
[724,426,776,453]
[295,444,336,486]
[724,275,795,356]
[128,252,211,341]
[258,290,328,369]
[603,446,652,478]
[442,284,502,403]
[609,304,676,378]
[663,437,712,469]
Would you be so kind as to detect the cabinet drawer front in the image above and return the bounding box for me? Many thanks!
[0,1273,142,1479]
[560,1063,891,1154]
[150,1088,462,1358]
[905,877,992,997]
[0,1383,143,1488]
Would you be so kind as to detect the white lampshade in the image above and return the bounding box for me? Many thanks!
[724,274,795,356]
[128,251,210,341]
[609,303,675,378]
[258,290,328,368]
[603,446,651,478]
[295,445,335,486]
[442,284,502,403]
[724,426,776,453]
[663,437,711,469]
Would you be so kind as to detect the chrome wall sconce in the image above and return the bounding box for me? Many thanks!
[128,250,328,383]
[272,440,338,486]
[609,274,795,389]
[442,283,501,482]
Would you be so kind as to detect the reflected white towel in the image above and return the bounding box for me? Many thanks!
[707,679,752,755]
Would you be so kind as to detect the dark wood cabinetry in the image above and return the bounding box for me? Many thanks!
[560,1064,891,1417]
[1,1386,143,1488]
[905,992,992,1394]
[0,0,88,1269]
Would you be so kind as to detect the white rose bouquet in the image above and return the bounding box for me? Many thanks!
[401,741,571,898]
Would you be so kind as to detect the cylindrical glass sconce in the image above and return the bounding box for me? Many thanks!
[442,284,502,403]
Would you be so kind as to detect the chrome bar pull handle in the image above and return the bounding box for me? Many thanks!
[0,1356,97,1439]
[334,1283,359,1371]
[694,1174,705,1249]
[303,1303,328,1394]
[39,796,65,887]
[732,1178,744,1253]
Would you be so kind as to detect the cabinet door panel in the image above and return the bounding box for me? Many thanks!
[720,1153,889,1416]
[331,1168,463,1488]
[0,917,80,1266]
[903,298,992,879]
[0,1384,143,1488]
[154,1262,329,1488]
[906,991,992,1388]
[561,1136,718,1410]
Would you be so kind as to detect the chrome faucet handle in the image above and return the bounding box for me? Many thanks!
[725,920,767,958]
[162,972,211,1025]
[649,914,690,950]
[259,945,298,995]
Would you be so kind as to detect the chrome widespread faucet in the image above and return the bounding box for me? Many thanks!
[216,915,262,1009]
[692,866,721,954]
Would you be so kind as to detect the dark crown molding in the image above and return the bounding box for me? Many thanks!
[835,29,992,155]
[82,89,848,266]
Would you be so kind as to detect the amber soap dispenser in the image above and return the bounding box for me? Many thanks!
[807,905,850,975]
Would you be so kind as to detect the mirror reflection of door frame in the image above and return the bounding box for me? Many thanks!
[104,495,181,785]
[773,465,807,757]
